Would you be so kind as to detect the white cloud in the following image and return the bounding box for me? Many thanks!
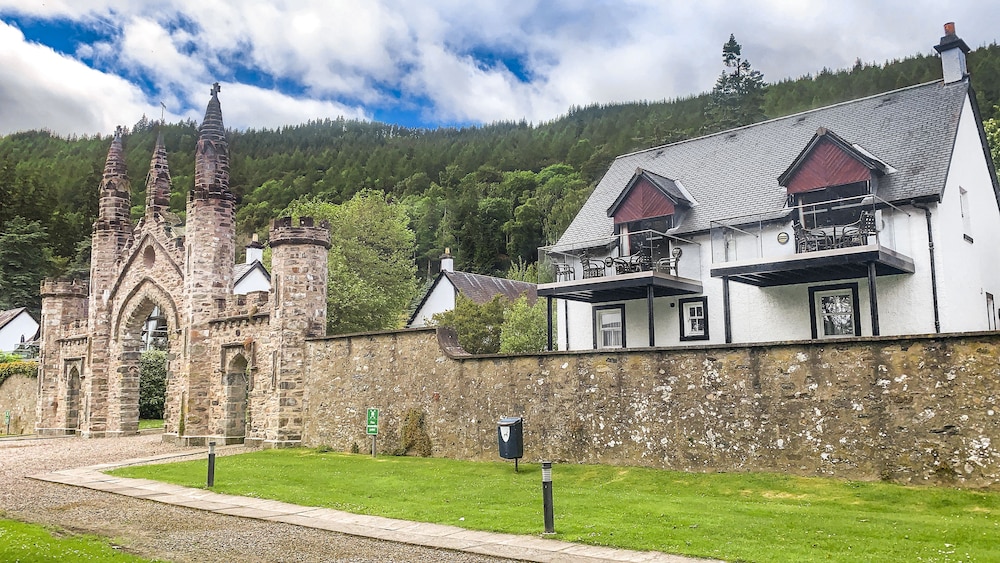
[0,20,156,136]
[215,82,369,131]
[1,0,1000,136]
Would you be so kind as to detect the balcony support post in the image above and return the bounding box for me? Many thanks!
[723,276,732,344]
[867,261,880,336]
[546,297,554,351]
[647,285,655,347]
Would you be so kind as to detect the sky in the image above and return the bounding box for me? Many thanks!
[1,1,998,138]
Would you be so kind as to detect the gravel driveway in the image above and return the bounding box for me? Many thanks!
[0,433,519,562]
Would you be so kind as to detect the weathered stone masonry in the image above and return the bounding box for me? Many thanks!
[302,329,1000,487]
[37,87,330,448]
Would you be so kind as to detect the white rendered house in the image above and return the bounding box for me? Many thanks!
[0,308,39,353]
[538,24,1000,350]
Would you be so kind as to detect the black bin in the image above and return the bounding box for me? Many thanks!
[497,416,523,460]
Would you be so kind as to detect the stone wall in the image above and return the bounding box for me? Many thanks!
[302,328,1000,487]
[1,374,38,435]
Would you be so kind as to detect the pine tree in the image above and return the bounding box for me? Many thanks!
[705,34,767,131]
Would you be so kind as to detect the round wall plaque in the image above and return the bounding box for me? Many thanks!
[777,231,790,244]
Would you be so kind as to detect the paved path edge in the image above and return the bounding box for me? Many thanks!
[29,451,720,563]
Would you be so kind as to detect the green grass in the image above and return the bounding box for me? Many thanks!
[138,419,163,430]
[0,518,154,561]
[109,450,1000,562]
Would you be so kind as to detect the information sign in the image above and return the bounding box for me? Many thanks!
[366,408,378,435]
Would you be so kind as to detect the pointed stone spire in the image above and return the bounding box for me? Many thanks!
[193,82,232,201]
[145,131,172,217]
[96,126,131,228]
[102,126,127,181]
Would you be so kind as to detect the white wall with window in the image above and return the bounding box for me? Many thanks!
[931,96,1000,333]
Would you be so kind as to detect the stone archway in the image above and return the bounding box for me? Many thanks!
[112,281,180,437]
[223,354,249,442]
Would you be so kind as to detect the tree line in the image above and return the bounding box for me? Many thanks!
[3,38,1000,330]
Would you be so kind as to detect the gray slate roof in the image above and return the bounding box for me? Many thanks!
[444,271,537,305]
[557,79,970,248]
[407,271,537,326]
[0,307,31,330]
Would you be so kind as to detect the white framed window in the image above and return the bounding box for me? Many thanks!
[809,283,860,339]
[594,305,625,349]
[987,292,996,331]
[679,296,709,341]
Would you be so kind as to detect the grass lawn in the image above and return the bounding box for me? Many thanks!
[0,518,154,561]
[109,450,999,562]
[138,419,163,431]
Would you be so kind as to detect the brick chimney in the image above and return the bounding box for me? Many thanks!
[934,22,970,84]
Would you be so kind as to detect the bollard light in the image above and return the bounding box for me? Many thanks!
[207,441,217,487]
[541,461,554,534]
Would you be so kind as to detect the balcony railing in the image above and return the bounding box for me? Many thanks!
[538,229,702,284]
[709,195,912,266]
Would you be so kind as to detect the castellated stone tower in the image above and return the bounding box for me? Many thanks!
[36,85,331,448]
[36,279,88,434]
[249,217,331,447]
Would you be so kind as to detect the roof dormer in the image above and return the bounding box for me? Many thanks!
[608,168,692,225]
[779,127,891,195]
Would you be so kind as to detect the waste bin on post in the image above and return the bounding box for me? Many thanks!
[497,416,523,471]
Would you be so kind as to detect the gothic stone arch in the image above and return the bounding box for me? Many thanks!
[105,279,180,436]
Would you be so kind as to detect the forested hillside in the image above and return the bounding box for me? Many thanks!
[3,42,1000,316]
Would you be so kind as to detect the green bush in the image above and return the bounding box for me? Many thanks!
[0,360,38,388]
[139,351,166,420]
[399,409,432,457]
[499,295,548,354]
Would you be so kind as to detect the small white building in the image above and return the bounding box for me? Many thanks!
[539,24,1000,350]
[0,308,39,353]
[233,235,270,295]
[408,251,537,328]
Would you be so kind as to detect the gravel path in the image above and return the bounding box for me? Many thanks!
[0,434,519,562]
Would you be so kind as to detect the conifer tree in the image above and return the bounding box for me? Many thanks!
[705,34,767,130]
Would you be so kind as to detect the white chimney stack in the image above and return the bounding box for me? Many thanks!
[440,248,454,273]
[246,233,264,264]
[934,22,970,84]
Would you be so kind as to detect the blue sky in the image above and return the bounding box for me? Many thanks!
[1,1,998,137]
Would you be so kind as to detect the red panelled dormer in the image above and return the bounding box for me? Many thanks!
[779,127,890,194]
[609,169,690,225]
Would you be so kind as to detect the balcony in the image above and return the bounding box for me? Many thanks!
[709,195,915,286]
[537,229,702,303]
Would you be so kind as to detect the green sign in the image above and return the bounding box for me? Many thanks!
[3,411,9,425]
[366,408,378,435]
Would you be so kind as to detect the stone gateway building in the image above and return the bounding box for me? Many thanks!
[37,86,331,447]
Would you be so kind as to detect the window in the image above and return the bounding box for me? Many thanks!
[960,187,973,242]
[679,297,709,341]
[593,305,625,349]
[987,293,996,330]
[809,283,861,339]
[797,182,868,229]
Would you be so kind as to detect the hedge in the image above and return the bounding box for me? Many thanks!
[0,361,38,388]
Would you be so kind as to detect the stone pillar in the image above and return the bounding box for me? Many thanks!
[180,85,235,444]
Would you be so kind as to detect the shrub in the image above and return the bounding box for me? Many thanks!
[139,351,167,420]
[399,409,432,457]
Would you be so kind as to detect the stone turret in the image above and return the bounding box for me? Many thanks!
[185,82,236,298]
[256,216,330,447]
[36,279,89,435]
[91,127,132,296]
[144,131,171,218]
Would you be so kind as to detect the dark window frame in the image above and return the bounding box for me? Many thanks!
[678,296,710,341]
[808,282,861,339]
